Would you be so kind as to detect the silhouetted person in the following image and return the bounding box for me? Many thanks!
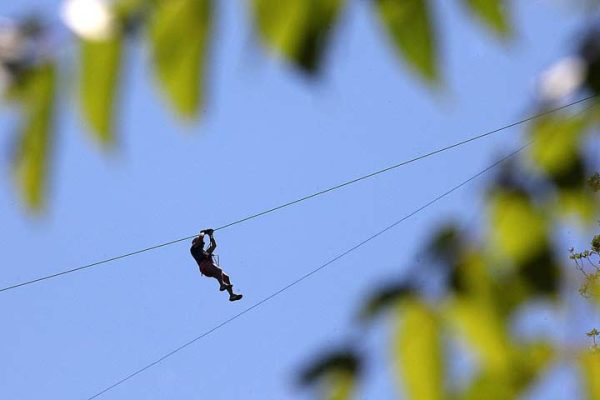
[190,229,243,302]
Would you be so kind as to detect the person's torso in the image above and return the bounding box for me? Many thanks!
[190,246,213,265]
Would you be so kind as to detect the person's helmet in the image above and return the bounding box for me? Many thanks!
[192,236,204,246]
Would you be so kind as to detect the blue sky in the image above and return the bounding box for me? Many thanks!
[0,1,595,399]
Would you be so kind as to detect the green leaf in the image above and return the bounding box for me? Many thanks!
[512,342,554,392]
[462,0,510,38]
[461,369,512,400]
[458,343,553,400]
[557,188,597,223]
[580,351,600,400]
[300,351,360,400]
[251,0,344,74]
[80,35,123,146]
[459,342,553,400]
[529,113,586,177]
[324,371,355,400]
[488,191,548,265]
[359,283,413,321]
[446,297,510,373]
[375,0,438,82]
[450,250,492,300]
[12,63,56,211]
[395,298,443,400]
[592,277,600,306]
[518,244,560,296]
[149,0,211,119]
[427,223,463,262]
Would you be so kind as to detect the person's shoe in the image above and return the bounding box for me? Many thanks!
[220,283,233,292]
[229,293,243,302]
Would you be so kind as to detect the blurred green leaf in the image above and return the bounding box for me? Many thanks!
[251,0,344,74]
[395,298,443,400]
[450,250,492,300]
[427,223,463,262]
[462,0,510,37]
[375,0,438,82]
[301,351,360,400]
[446,297,510,373]
[461,369,512,400]
[592,277,600,306]
[489,190,548,265]
[12,63,56,211]
[459,342,552,400]
[512,342,554,392]
[460,342,553,400]
[114,0,147,19]
[518,244,560,296]
[323,371,355,400]
[359,283,413,321]
[580,351,600,400]
[149,0,211,119]
[557,188,597,223]
[80,36,123,145]
[529,113,586,177]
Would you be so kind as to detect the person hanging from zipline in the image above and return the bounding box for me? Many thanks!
[190,229,243,302]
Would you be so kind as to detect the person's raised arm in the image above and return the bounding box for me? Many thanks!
[203,229,217,254]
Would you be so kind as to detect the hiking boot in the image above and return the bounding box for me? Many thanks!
[229,293,243,302]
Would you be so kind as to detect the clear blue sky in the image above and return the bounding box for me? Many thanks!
[0,1,594,399]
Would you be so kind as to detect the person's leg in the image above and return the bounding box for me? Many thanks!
[206,264,242,301]
[215,269,231,291]
[222,273,231,286]
[203,264,226,288]
[220,270,242,301]
[211,273,225,288]
[210,265,235,294]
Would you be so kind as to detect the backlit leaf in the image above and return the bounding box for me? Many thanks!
[375,0,438,82]
[488,190,548,265]
[461,369,512,400]
[12,63,56,211]
[462,0,510,38]
[394,298,443,400]
[512,342,554,392]
[557,188,597,224]
[149,0,211,119]
[580,350,600,400]
[446,297,510,372]
[359,283,413,321]
[251,0,344,73]
[80,35,123,145]
[301,351,360,400]
[460,342,553,400]
[427,223,463,262]
[529,113,586,177]
[518,244,560,296]
[324,371,355,400]
[451,250,481,292]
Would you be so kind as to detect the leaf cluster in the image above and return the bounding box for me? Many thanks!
[300,105,600,400]
[1,0,512,211]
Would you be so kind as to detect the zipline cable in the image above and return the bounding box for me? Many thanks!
[87,141,531,399]
[1,95,595,294]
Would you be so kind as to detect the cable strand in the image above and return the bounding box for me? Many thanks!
[1,95,595,294]
[86,142,531,399]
